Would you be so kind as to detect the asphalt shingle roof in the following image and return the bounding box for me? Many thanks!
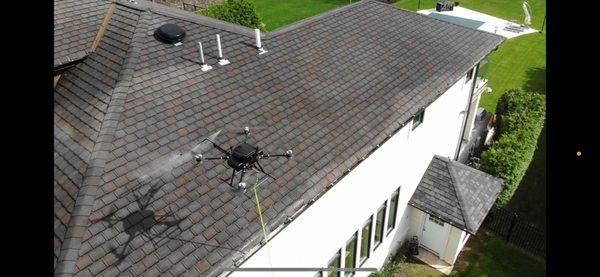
[54,0,504,275]
[409,155,504,234]
[54,0,113,67]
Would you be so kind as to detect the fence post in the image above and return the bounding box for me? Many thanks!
[506,212,518,242]
[540,15,546,33]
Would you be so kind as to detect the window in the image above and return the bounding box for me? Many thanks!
[374,202,387,248]
[412,110,424,130]
[465,67,474,83]
[327,249,341,277]
[344,232,358,276]
[387,188,400,234]
[359,216,372,264]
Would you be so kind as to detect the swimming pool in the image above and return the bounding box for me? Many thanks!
[427,12,486,29]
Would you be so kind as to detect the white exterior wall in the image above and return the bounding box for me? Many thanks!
[440,226,467,264]
[406,206,470,265]
[231,72,476,277]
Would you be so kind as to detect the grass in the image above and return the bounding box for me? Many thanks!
[250,0,547,231]
[372,232,545,276]
[370,251,444,277]
[395,0,547,231]
[478,33,546,113]
[250,0,353,31]
[393,0,546,29]
[450,231,546,276]
[506,126,546,230]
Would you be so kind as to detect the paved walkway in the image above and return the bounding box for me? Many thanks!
[418,7,538,39]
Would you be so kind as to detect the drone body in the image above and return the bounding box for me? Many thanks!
[193,127,292,190]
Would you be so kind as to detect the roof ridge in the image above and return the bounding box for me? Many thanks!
[54,6,146,275]
[118,0,257,37]
[438,156,472,232]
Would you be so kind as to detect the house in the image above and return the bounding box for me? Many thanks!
[53,0,505,276]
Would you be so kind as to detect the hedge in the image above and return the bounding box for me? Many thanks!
[198,0,263,30]
[480,88,545,208]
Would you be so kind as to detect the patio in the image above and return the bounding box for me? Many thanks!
[412,247,454,275]
[417,7,538,39]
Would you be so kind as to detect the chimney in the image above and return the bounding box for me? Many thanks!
[254,29,267,55]
[198,42,213,72]
[216,34,230,66]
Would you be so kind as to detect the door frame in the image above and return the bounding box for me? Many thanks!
[420,213,450,256]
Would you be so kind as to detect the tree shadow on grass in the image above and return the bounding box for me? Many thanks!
[506,125,546,231]
[523,67,546,95]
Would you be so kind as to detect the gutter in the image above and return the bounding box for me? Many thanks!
[454,63,479,161]
[53,57,87,75]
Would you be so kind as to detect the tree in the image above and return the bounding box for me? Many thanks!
[199,0,263,30]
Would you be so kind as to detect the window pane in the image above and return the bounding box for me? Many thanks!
[374,202,386,247]
[344,233,357,276]
[387,190,399,232]
[465,68,474,82]
[359,217,372,263]
[412,111,424,130]
[327,249,341,277]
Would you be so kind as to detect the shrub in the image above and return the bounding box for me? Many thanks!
[480,88,545,208]
[369,251,406,277]
[198,0,263,30]
[370,260,401,277]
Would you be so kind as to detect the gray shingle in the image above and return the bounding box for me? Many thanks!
[409,155,504,234]
[55,0,504,276]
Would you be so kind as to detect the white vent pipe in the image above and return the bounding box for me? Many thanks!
[254,28,267,55]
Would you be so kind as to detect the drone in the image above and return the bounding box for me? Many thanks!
[193,126,293,190]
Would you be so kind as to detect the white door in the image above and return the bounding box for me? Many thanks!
[421,214,448,255]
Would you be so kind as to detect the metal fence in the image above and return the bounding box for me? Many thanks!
[482,208,546,259]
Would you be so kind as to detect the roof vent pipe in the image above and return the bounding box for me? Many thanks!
[254,29,267,55]
[198,42,213,72]
[216,34,230,66]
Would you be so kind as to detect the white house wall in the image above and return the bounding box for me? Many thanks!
[440,226,465,264]
[231,72,476,277]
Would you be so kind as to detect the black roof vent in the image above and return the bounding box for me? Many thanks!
[154,23,186,44]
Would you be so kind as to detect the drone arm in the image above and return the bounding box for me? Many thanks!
[195,155,228,162]
[203,138,231,156]
[261,150,293,159]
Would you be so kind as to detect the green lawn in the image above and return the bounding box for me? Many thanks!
[250,0,352,31]
[372,232,545,277]
[250,0,547,229]
[394,0,546,30]
[395,0,547,231]
[451,231,546,276]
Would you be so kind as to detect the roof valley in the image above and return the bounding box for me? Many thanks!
[55,6,146,275]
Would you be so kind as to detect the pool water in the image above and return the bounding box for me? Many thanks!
[427,12,486,29]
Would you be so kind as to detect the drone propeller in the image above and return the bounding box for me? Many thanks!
[222,125,270,137]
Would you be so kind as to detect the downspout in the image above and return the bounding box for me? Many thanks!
[454,63,479,161]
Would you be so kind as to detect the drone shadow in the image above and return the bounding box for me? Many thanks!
[92,182,185,264]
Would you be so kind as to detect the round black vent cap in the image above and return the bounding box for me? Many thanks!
[154,23,186,44]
